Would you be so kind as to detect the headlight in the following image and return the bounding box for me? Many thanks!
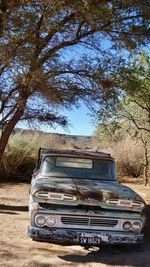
[132,222,142,232]
[123,222,132,231]
[35,216,46,227]
[47,217,56,227]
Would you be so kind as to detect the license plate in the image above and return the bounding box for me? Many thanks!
[79,237,101,245]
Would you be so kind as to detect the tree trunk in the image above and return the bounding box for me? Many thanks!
[144,165,149,186]
[143,141,149,186]
[0,100,27,162]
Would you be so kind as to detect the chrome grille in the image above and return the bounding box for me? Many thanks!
[61,217,89,225]
[90,218,117,226]
[61,216,118,227]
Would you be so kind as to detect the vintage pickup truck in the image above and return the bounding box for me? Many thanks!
[28,148,146,246]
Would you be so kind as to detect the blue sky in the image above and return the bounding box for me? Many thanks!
[20,101,96,136]
[43,103,95,136]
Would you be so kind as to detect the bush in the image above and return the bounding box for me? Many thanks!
[112,138,144,178]
[92,136,145,179]
[0,131,73,181]
[0,133,37,181]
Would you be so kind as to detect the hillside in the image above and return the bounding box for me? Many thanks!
[12,128,95,151]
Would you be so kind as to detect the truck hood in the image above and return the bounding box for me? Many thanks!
[31,177,145,212]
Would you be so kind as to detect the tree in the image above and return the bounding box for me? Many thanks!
[96,53,150,184]
[0,0,150,161]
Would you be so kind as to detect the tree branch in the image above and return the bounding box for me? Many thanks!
[36,12,77,57]
[130,97,149,112]
[120,107,150,133]
[39,29,95,65]
[0,103,18,126]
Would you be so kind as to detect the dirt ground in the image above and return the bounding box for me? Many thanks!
[0,182,150,267]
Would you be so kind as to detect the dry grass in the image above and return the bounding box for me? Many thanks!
[0,132,72,180]
[92,136,150,181]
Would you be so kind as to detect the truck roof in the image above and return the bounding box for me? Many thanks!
[38,148,114,160]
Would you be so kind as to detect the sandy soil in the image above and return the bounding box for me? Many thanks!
[0,182,150,267]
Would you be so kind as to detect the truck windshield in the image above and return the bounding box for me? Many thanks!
[40,156,116,181]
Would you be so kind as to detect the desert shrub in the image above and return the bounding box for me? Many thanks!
[0,133,37,180]
[0,131,73,181]
[112,138,144,178]
[95,121,150,182]
[0,129,87,181]
[92,136,144,179]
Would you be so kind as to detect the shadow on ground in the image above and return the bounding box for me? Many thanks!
[59,243,150,267]
[0,210,19,215]
[0,178,31,185]
[0,204,28,212]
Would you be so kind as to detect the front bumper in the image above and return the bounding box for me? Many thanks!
[28,226,144,245]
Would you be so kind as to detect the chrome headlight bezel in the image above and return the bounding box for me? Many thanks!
[123,221,132,231]
[35,215,57,227]
[47,217,56,226]
[123,220,143,233]
[132,222,142,232]
[35,216,46,227]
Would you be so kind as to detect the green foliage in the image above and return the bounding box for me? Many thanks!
[97,53,150,134]
[96,53,150,182]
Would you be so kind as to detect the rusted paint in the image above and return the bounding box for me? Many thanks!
[28,149,146,245]
[28,226,144,245]
[31,177,145,212]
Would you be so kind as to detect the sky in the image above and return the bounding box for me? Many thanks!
[20,103,96,136]
[43,103,95,136]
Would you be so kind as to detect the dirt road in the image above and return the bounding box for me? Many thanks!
[0,183,150,267]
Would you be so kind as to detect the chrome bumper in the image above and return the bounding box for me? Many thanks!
[28,226,144,245]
